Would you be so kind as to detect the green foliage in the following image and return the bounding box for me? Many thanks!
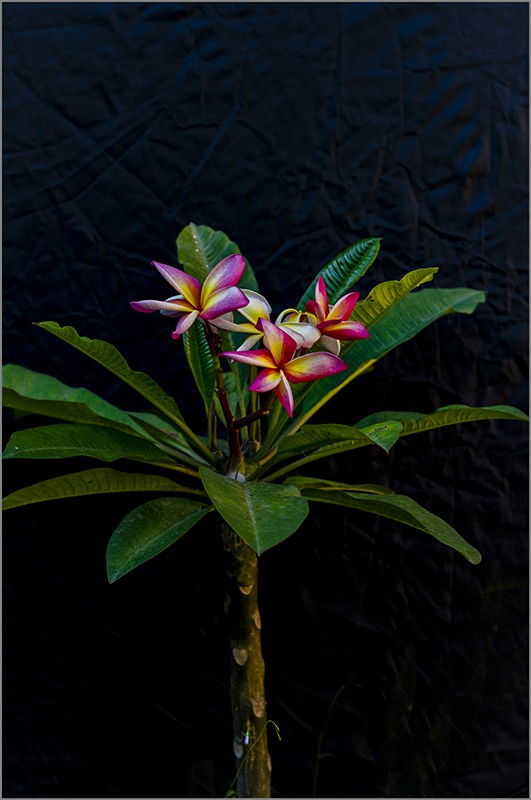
[275,422,403,460]
[298,237,381,307]
[35,322,184,422]
[3,468,203,510]
[183,322,216,413]
[33,322,216,463]
[3,423,178,464]
[199,467,309,555]
[106,497,212,582]
[256,404,529,480]
[351,267,438,329]
[284,476,396,495]
[355,403,530,432]
[3,364,148,436]
[253,421,403,480]
[289,478,482,564]
[177,221,259,292]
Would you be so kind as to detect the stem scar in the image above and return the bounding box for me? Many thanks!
[232,647,249,666]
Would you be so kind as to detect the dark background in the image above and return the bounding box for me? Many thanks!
[3,2,528,797]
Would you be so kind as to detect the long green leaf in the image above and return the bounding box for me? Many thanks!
[199,467,308,555]
[2,468,205,510]
[354,404,529,433]
[282,421,403,458]
[3,363,149,437]
[176,222,259,292]
[34,322,216,464]
[255,421,403,481]
[259,404,529,480]
[298,237,382,307]
[351,267,438,330]
[285,476,396,495]
[128,410,189,444]
[3,424,178,464]
[300,487,482,564]
[106,497,212,582]
[183,321,216,414]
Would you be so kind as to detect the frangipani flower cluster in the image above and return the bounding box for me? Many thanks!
[131,256,369,416]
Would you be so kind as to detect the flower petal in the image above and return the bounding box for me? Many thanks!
[273,372,295,417]
[275,308,301,324]
[283,352,348,383]
[328,291,360,320]
[130,298,192,315]
[171,310,199,339]
[205,312,236,330]
[320,320,370,340]
[319,335,341,355]
[279,322,321,349]
[200,287,249,320]
[249,368,281,393]
[207,314,255,335]
[239,290,272,324]
[315,276,329,316]
[220,349,276,369]
[151,261,201,306]
[237,333,264,351]
[305,299,326,323]
[258,318,298,365]
[201,254,246,304]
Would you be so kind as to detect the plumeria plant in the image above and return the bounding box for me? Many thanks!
[3,223,527,798]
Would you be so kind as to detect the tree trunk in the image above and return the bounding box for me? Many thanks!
[222,523,271,798]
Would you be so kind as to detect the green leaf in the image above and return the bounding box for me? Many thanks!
[282,287,487,439]
[3,424,178,464]
[176,222,259,292]
[284,476,396,495]
[199,467,309,555]
[301,488,482,564]
[128,410,189,443]
[218,330,250,417]
[355,404,529,433]
[213,369,245,426]
[35,322,184,421]
[2,468,204,510]
[260,404,529,480]
[255,421,403,480]
[183,321,216,413]
[298,237,382,308]
[34,322,216,463]
[106,497,211,582]
[351,267,438,330]
[2,363,149,437]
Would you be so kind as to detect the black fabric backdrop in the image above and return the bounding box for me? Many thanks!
[3,2,529,798]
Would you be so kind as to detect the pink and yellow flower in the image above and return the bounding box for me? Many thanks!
[220,318,347,417]
[276,277,369,355]
[212,290,320,351]
[130,255,249,340]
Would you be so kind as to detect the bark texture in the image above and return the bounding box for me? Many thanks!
[222,523,271,798]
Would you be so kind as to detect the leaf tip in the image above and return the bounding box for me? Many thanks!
[465,548,482,565]
[106,565,121,584]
